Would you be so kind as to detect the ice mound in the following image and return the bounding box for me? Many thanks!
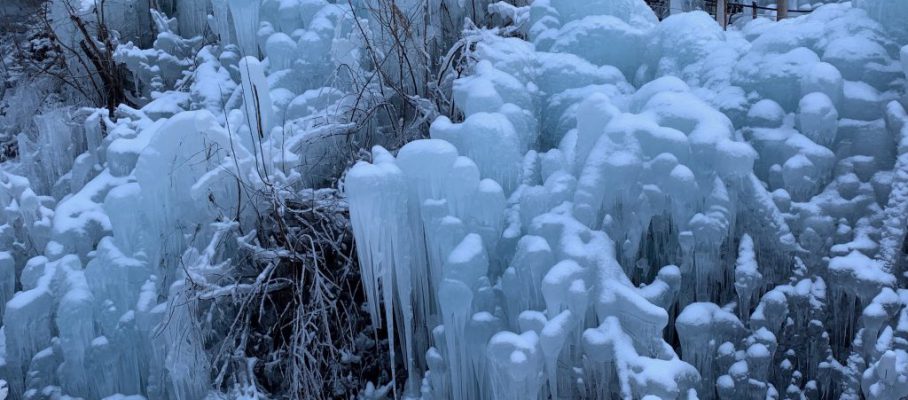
[345,0,908,399]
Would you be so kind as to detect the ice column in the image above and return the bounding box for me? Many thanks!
[227,0,261,57]
[345,146,417,388]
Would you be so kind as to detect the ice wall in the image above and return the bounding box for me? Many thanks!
[3,0,908,398]
[346,1,908,399]
[1,108,249,399]
[0,0,373,398]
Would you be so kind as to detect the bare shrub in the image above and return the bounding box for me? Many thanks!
[187,188,400,399]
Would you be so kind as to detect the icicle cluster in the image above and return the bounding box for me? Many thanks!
[0,0,375,398]
[346,1,908,399]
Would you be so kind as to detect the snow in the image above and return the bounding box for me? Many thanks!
[550,15,647,79]
[797,92,839,147]
[841,80,883,121]
[802,62,845,106]
[828,250,895,298]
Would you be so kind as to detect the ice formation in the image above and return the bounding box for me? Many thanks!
[1,0,376,398]
[2,0,908,398]
[344,0,908,399]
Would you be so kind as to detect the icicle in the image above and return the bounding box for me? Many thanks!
[177,0,209,38]
[486,330,543,400]
[210,0,233,43]
[0,252,13,322]
[345,146,408,330]
[735,234,763,317]
[227,0,261,57]
[238,56,273,137]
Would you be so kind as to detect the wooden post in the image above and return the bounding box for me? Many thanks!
[777,0,788,20]
[717,0,727,29]
[752,1,758,19]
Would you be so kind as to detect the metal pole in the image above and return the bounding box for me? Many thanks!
[717,0,727,29]
[777,0,788,20]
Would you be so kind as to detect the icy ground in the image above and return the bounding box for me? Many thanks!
[346,0,908,399]
[1,0,908,399]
